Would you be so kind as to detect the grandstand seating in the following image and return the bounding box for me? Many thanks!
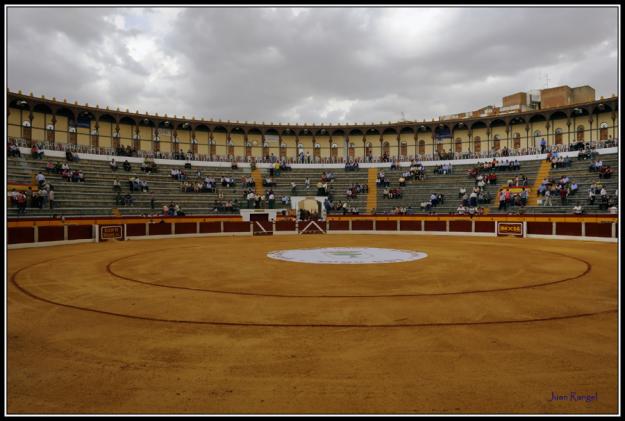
[6,150,618,218]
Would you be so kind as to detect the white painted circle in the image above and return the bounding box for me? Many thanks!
[267,247,428,265]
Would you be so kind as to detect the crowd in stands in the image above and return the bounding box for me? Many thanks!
[420,192,445,211]
[460,185,492,208]
[141,158,158,173]
[382,187,403,199]
[468,159,521,178]
[547,152,572,169]
[408,161,426,180]
[588,181,617,211]
[376,170,390,187]
[433,163,453,175]
[115,145,138,157]
[129,176,149,192]
[162,201,185,216]
[9,184,56,214]
[577,148,599,160]
[345,183,368,199]
[536,174,580,207]
[324,197,359,215]
[497,188,529,210]
[268,161,292,176]
[588,159,613,179]
[345,161,360,171]
[456,204,485,217]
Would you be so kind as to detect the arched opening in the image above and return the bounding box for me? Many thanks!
[22,120,32,143]
[313,143,321,159]
[533,130,542,149]
[418,139,426,155]
[91,128,99,149]
[513,133,521,149]
[576,125,585,142]
[46,123,55,144]
[455,138,462,153]
[401,141,408,157]
[600,122,609,140]
[382,141,390,156]
[330,142,338,159]
[365,142,373,158]
[555,128,563,145]
[493,134,501,151]
[348,142,355,158]
[474,136,481,154]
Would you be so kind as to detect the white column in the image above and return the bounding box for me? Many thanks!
[612,223,616,238]
[581,222,586,237]
[63,225,68,241]
[95,224,99,242]
[34,226,39,243]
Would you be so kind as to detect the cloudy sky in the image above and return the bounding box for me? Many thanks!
[7,6,619,124]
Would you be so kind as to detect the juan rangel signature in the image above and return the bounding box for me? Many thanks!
[549,392,598,402]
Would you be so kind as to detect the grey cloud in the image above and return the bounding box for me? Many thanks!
[8,6,618,124]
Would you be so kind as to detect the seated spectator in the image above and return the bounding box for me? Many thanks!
[110,158,118,171]
[45,161,55,173]
[123,193,134,206]
[35,171,46,188]
[66,149,80,162]
[32,144,44,159]
[573,205,584,215]
[9,142,21,158]
[599,166,612,179]
[123,160,132,171]
[113,178,121,192]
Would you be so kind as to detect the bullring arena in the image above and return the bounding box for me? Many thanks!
[6,90,620,414]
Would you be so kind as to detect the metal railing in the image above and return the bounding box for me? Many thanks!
[10,136,618,165]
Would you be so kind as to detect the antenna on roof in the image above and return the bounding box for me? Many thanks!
[401,111,406,122]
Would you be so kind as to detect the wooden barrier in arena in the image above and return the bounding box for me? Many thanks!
[7,214,618,247]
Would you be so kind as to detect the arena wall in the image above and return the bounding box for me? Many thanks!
[7,215,618,249]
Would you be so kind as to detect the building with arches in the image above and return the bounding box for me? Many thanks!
[7,89,618,162]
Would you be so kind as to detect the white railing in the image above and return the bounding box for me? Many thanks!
[9,137,618,166]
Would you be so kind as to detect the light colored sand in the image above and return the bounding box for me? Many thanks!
[7,235,618,414]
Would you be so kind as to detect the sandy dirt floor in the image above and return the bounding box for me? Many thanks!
[7,234,618,414]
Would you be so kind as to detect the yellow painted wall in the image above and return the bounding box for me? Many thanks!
[282,135,297,158]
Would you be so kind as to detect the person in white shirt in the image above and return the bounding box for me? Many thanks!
[35,172,46,187]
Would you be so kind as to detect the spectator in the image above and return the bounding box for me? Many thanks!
[48,186,55,209]
[573,205,583,215]
[543,189,552,206]
[34,170,46,186]
[123,160,131,171]
[32,144,44,159]
[110,158,118,171]
[9,142,21,158]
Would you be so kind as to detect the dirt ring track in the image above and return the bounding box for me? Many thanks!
[7,234,618,414]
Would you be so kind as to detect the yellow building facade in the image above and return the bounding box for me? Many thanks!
[7,91,619,161]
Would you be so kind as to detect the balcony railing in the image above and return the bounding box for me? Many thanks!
[9,136,618,165]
